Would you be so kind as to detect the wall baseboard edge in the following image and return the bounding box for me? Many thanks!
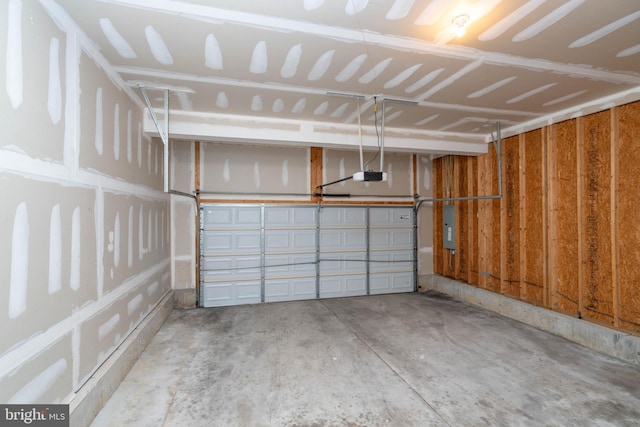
[420,275,640,366]
[69,290,174,427]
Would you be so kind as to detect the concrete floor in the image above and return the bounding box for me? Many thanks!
[91,292,640,427]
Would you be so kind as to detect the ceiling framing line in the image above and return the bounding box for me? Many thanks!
[40,0,145,109]
[115,66,543,120]
[101,0,640,86]
[493,85,640,141]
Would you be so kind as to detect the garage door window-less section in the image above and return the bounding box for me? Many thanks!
[200,205,415,307]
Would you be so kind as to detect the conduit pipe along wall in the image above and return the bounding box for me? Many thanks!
[415,122,502,212]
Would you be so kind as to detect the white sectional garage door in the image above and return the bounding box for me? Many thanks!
[200,204,414,307]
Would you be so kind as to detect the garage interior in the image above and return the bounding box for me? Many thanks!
[1,0,640,426]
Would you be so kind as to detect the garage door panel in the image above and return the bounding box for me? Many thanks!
[319,275,367,298]
[265,278,316,302]
[369,251,414,272]
[202,280,261,306]
[202,230,261,253]
[202,256,261,280]
[320,229,366,251]
[370,273,413,294]
[265,229,316,252]
[320,252,367,274]
[202,206,261,227]
[370,207,413,226]
[370,229,413,249]
[201,204,415,307]
[320,207,366,226]
[265,254,316,276]
[265,206,317,227]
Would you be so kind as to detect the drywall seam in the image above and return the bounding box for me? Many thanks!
[102,0,640,85]
[71,325,80,391]
[113,104,120,160]
[0,259,170,378]
[6,0,23,109]
[9,203,29,319]
[95,189,104,297]
[0,148,165,199]
[47,37,62,124]
[48,204,62,294]
[69,207,81,290]
[95,87,104,155]
[64,31,80,171]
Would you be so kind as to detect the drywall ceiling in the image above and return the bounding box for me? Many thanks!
[51,0,640,155]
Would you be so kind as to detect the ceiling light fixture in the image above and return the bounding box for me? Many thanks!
[452,14,470,38]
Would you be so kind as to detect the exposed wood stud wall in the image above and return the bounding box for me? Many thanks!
[433,100,640,335]
[617,102,640,332]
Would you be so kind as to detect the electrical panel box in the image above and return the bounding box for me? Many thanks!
[443,204,455,250]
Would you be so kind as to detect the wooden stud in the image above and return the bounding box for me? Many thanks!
[500,136,507,294]
[547,127,559,310]
[542,126,550,307]
[433,158,443,275]
[310,147,323,203]
[194,140,201,303]
[453,157,461,278]
[610,108,620,328]
[576,117,585,317]
[442,159,450,275]
[412,154,418,197]
[194,140,201,192]
[519,133,526,300]
[478,153,491,289]
[468,157,477,285]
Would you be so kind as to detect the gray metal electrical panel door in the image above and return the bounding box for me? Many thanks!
[443,204,455,250]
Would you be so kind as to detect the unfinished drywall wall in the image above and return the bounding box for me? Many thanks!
[200,142,309,199]
[170,142,196,293]
[323,149,413,200]
[416,155,433,277]
[181,143,427,302]
[617,102,640,332]
[0,0,169,405]
[433,100,640,334]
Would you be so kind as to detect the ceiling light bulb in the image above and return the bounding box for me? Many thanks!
[452,14,470,38]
